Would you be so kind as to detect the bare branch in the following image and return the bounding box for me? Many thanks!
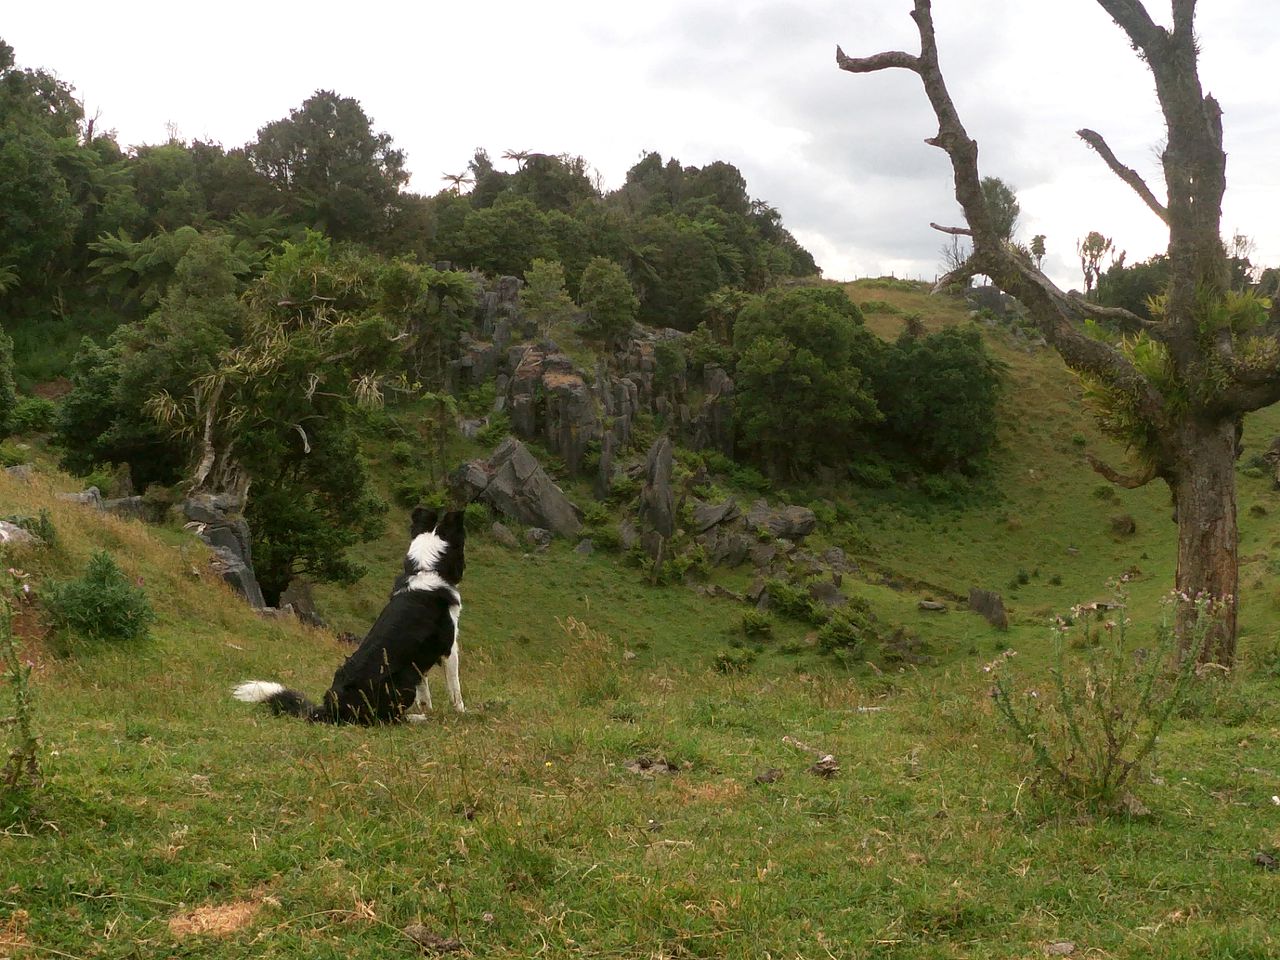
[835,45,920,75]
[1066,293,1162,335]
[1077,128,1170,224]
[1172,0,1195,38]
[1094,0,1166,54]
[1086,453,1158,488]
[932,256,980,293]
[929,222,972,236]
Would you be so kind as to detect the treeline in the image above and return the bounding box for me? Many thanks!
[0,38,816,350]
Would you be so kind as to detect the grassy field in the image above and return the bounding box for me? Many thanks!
[4,281,1280,958]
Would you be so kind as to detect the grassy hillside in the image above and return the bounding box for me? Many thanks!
[3,283,1280,958]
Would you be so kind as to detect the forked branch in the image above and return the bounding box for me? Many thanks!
[1086,453,1158,488]
[1077,128,1170,225]
[835,0,1166,432]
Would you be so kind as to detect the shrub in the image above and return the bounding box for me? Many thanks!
[0,442,27,468]
[8,396,55,434]
[578,258,638,343]
[463,502,489,534]
[990,595,1210,810]
[45,552,156,648]
[714,649,756,674]
[389,440,418,466]
[474,412,511,449]
[740,610,774,639]
[0,327,15,439]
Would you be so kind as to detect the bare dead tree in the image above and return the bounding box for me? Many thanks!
[838,0,1275,664]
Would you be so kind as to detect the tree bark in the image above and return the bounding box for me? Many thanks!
[1171,418,1238,663]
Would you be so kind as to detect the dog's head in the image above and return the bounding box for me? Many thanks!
[405,506,466,584]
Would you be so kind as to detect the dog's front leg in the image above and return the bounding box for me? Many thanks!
[444,643,465,713]
[406,675,433,722]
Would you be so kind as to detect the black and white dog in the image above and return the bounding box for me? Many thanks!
[233,507,466,723]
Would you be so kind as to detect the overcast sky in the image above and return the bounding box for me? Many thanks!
[6,1,1275,289]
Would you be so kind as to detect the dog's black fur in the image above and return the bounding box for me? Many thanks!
[233,507,465,724]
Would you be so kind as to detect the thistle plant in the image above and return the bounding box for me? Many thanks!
[990,591,1212,809]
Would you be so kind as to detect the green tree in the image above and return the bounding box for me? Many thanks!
[577,257,637,343]
[733,287,881,477]
[248,90,408,242]
[521,259,576,337]
[0,325,16,438]
[873,325,1005,474]
[1030,234,1046,269]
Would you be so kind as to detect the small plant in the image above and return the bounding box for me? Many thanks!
[740,610,774,639]
[714,649,756,674]
[1,569,40,800]
[990,593,1211,810]
[389,440,418,466]
[474,412,511,449]
[463,501,489,534]
[44,551,156,648]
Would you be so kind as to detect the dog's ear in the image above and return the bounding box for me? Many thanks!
[410,506,439,537]
[437,509,466,544]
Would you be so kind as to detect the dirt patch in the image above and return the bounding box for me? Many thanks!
[168,899,261,939]
[31,378,72,400]
[542,371,583,390]
[676,779,745,804]
[1,909,31,953]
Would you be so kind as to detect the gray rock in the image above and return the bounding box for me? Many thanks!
[746,500,817,542]
[638,436,675,538]
[210,546,267,609]
[451,438,583,538]
[619,520,640,551]
[0,520,38,546]
[4,463,35,483]
[101,496,165,524]
[280,578,326,627]
[692,498,740,533]
[57,486,102,508]
[749,541,780,570]
[807,581,848,608]
[699,529,752,567]
[969,588,1009,630]
[918,600,949,612]
[490,522,520,549]
[525,527,553,549]
[574,539,594,556]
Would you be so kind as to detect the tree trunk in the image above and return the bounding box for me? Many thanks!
[1172,417,1238,664]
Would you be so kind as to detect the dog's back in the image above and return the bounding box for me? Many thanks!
[321,584,458,723]
[234,506,467,723]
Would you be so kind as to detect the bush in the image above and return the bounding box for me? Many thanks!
[0,327,15,439]
[740,610,774,639]
[990,595,1210,810]
[8,396,55,434]
[463,501,489,534]
[474,412,511,449]
[44,551,156,647]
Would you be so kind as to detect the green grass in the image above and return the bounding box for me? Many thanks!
[4,288,1280,956]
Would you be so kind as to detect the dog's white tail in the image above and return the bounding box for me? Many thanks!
[232,680,286,703]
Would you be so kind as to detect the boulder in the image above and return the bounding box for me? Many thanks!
[57,486,102,508]
[692,498,740,533]
[210,546,267,609]
[574,539,594,556]
[918,600,948,612]
[490,522,520,549]
[525,527,553,549]
[0,520,37,546]
[746,500,817,542]
[807,581,848,609]
[101,496,166,524]
[638,436,675,538]
[280,578,326,627]
[969,588,1009,630]
[451,438,583,538]
[4,463,35,483]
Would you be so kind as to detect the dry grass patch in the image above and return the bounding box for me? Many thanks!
[168,897,267,939]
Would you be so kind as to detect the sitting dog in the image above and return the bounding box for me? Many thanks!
[233,507,466,723]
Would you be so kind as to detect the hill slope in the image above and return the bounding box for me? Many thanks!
[3,284,1280,957]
